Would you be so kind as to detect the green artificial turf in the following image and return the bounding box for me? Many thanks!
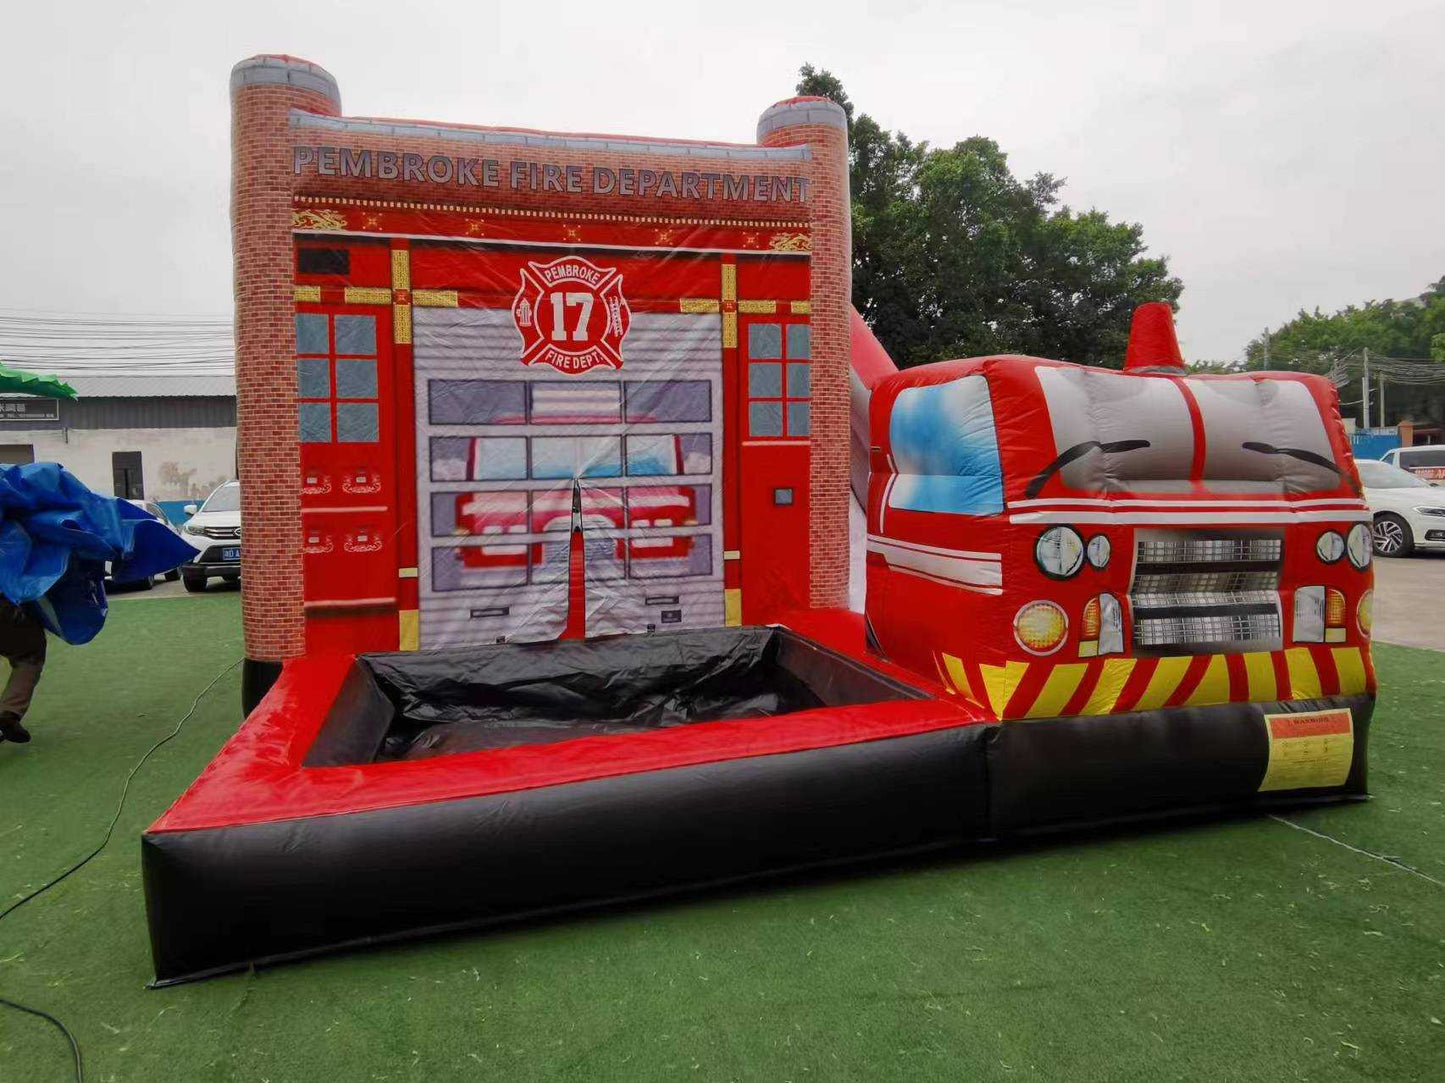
[1,592,1442,1081]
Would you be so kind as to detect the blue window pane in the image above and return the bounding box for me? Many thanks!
[749,362,782,398]
[297,357,329,398]
[335,358,377,398]
[787,401,811,437]
[299,402,331,443]
[786,323,811,359]
[336,402,379,443]
[748,323,782,359]
[295,314,328,355]
[429,380,526,425]
[749,401,783,437]
[886,374,1004,516]
[625,381,710,423]
[531,436,622,479]
[471,437,527,481]
[334,315,377,356]
[786,363,810,399]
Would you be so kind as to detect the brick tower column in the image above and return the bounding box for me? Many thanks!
[757,97,851,608]
[230,56,340,710]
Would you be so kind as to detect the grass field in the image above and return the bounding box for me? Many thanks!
[1,592,1442,1081]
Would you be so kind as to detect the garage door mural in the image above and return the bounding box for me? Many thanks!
[415,274,724,646]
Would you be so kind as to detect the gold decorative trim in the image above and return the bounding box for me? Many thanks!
[343,287,393,305]
[413,290,459,308]
[770,232,811,253]
[398,567,419,579]
[393,304,412,345]
[293,208,348,231]
[723,550,741,560]
[398,609,419,651]
[738,300,776,315]
[679,298,721,314]
[722,313,737,349]
[294,286,321,303]
[391,249,411,291]
[724,588,742,627]
[790,301,812,315]
[720,264,737,302]
[294,195,809,231]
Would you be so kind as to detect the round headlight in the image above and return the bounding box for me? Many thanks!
[1035,526,1085,579]
[1346,523,1372,569]
[1357,590,1373,637]
[1015,600,1068,655]
[1086,534,1111,570]
[1316,530,1344,564]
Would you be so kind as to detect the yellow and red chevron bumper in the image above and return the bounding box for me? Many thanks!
[937,645,1375,722]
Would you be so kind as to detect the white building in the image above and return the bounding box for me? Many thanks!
[0,373,236,522]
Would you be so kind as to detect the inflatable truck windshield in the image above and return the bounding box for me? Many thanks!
[866,353,1374,723]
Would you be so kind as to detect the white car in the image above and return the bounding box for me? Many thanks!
[180,481,242,592]
[1357,459,1445,557]
[1380,443,1445,481]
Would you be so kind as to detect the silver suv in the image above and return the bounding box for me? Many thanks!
[180,482,242,592]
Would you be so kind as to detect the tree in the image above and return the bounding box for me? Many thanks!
[796,66,1182,368]
[1243,278,1445,427]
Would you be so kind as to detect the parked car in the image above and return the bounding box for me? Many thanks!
[1358,459,1445,556]
[180,481,242,592]
[1380,444,1445,481]
[106,500,188,591]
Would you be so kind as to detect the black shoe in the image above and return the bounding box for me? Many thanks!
[0,714,30,744]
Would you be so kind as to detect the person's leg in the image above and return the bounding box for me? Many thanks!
[0,626,46,744]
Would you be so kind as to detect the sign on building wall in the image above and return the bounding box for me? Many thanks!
[0,397,59,422]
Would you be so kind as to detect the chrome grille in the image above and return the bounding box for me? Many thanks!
[1136,535,1282,564]
[1130,528,1283,655]
[201,526,240,539]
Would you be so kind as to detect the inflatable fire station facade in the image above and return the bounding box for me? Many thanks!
[138,56,1376,983]
[228,55,851,707]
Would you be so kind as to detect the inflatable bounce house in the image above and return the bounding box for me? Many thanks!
[141,55,1377,983]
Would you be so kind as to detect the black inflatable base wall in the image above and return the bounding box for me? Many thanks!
[144,692,1372,984]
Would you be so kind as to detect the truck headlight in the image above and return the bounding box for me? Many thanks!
[1357,590,1373,637]
[1015,600,1068,655]
[1035,526,1084,579]
[1086,534,1111,569]
[1346,524,1372,569]
[1079,593,1124,657]
[1412,506,1445,517]
[1316,530,1344,563]
[1294,585,1325,643]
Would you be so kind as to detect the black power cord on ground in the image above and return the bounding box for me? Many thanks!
[0,657,241,1083]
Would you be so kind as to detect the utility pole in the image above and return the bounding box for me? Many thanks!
[1361,348,1371,430]
[1379,373,1386,429]
[1262,328,1270,367]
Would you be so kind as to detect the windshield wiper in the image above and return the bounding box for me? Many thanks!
[1241,442,1359,494]
[1025,439,1151,499]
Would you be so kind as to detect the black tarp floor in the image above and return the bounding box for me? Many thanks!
[303,626,927,764]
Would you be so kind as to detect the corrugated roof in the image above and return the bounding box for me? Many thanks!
[63,373,236,399]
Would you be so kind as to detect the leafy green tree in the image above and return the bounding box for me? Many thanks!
[1244,277,1445,426]
[797,66,1182,368]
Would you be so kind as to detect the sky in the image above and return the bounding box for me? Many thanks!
[0,0,1440,361]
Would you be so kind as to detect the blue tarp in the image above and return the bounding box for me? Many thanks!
[0,463,198,644]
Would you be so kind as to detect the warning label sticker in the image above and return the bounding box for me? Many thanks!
[1258,707,1354,792]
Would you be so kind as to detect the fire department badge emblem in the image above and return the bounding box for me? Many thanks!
[512,256,631,374]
